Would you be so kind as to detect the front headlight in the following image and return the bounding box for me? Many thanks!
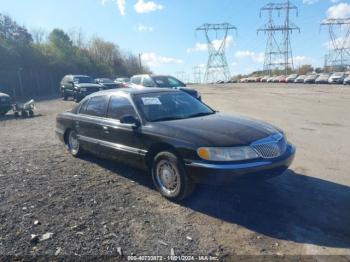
[197,146,259,162]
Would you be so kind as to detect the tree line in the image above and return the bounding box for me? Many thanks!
[0,13,150,79]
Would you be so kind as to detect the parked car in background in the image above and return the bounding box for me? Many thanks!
[328,72,347,84]
[0,92,12,116]
[278,75,287,83]
[129,74,201,100]
[286,74,298,83]
[60,75,102,102]
[240,78,248,83]
[315,73,330,84]
[95,78,122,90]
[267,76,276,83]
[261,76,270,82]
[344,75,350,85]
[273,75,285,83]
[294,75,306,83]
[115,77,130,84]
[304,74,319,84]
[56,88,296,200]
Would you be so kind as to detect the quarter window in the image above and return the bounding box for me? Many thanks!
[107,96,136,120]
[83,96,109,117]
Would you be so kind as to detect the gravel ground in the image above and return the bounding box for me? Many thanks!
[0,83,350,260]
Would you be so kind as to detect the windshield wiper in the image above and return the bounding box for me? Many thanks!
[151,116,184,122]
[187,112,215,118]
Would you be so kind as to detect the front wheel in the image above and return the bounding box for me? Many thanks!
[67,130,83,157]
[152,151,195,201]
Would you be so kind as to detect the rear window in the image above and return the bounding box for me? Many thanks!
[152,76,185,88]
[82,96,109,117]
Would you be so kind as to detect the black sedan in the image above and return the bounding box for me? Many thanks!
[56,88,296,200]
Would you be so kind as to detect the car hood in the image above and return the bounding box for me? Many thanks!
[0,92,10,98]
[75,83,102,89]
[151,113,281,147]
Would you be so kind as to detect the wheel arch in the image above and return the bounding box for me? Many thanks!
[145,143,182,169]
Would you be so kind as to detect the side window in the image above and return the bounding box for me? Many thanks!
[84,96,109,117]
[131,76,141,85]
[79,99,90,114]
[107,96,136,120]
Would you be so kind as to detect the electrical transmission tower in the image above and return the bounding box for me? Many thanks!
[193,66,203,84]
[258,0,300,75]
[196,23,237,83]
[321,18,350,71]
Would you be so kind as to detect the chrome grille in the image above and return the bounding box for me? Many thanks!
[251,133,287,159]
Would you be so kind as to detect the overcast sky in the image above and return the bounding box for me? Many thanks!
[1,0,350,78]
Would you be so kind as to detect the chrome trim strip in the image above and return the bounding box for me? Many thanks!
[78,135,147,156]
[185,161,271,170]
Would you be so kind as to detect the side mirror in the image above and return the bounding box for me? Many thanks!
[120,115,140,128]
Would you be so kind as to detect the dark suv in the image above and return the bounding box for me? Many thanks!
[129,75,201,100]
[60,75,102,102]
[0,92,12,116]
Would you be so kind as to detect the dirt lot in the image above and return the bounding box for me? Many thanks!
[0,83,350,259]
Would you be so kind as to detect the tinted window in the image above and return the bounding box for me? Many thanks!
[152,76,185,88]
[107,96,136,120]
[74,76,92,84]
[131,76,142,85]
[83,96,109,117]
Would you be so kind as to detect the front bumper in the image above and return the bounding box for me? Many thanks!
[185,144,295,185]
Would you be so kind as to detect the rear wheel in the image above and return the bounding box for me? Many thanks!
[67,130,82,157]
[152,151,195,201]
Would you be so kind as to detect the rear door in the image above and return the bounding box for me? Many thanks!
[98,95,145,167]
[76,95,109,154]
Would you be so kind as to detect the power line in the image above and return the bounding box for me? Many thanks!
[321,18,350,71]
[196,23,237,83]
[258,0,300,75]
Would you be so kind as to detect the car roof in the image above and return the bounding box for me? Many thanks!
[89,87,180,97]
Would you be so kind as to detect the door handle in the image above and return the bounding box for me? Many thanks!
[102,126,109,134]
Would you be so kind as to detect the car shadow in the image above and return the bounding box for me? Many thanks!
[82,155,350,249]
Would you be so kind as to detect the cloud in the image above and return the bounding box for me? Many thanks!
[187,36,234,53]
[141,52,183,67]
[327,3,350,18]
[292,56,310,65]
[101,0,126,16]
[235,50,265,63]
[302,0,319,5]
[135,24,154,32]
[324,37,350,49]
[134,0,163,13]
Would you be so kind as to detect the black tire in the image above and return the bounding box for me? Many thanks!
[63,91,68,101]
[29,110,34,117]
[21,110,28,118]
[152,151,195,201]
[67,130,83,157]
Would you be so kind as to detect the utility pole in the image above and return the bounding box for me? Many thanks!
[321,18,350,72]
[196,23,237,83]
[138,53,142,72]
[258,0,300,76]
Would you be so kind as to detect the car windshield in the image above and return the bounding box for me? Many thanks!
[151,76,185,88]
[74,76,92,83]
[98,78,114,83]
[134,92,214,122]
[332,72,343,76]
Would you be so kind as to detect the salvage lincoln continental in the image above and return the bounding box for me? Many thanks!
[56,88,296,200]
